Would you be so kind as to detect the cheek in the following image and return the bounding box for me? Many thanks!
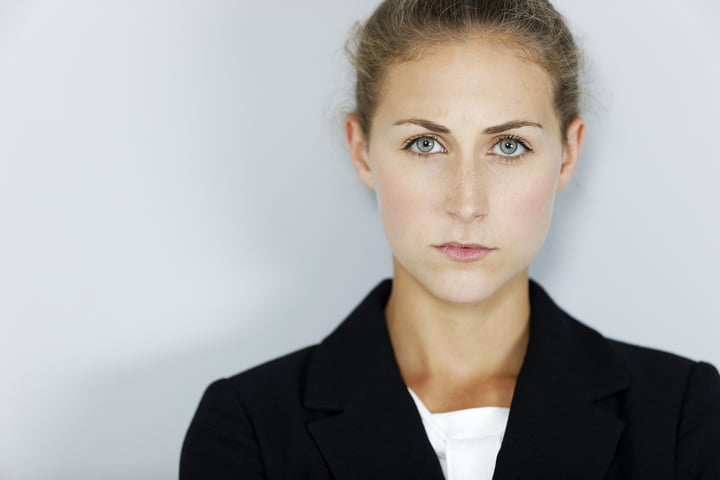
[502,169,559,244]
[372,166,438,243]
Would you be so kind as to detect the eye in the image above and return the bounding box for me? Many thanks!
[492,137,530,157]
[404,135,446,155]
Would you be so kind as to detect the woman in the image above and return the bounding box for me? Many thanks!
[180,0,720,478]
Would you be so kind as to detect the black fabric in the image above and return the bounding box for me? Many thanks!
[180,279,720,479]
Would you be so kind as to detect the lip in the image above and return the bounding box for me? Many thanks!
[434,242,495,262]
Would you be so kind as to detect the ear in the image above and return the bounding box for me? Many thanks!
[557,116,585,192]
[345,114,374,190]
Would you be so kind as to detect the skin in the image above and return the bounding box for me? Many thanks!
[345,38,585,412]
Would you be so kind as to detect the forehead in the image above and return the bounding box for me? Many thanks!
[372,40,558,133]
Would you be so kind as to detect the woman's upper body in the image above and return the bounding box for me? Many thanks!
[181,0,720,477]
[179,279,720,479]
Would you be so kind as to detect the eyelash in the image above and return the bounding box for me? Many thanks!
[401,134,445,157]
[401,134,533,162]
[493,135,533,163]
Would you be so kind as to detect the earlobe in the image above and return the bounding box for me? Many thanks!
[345,114,375,190]
[557,116,585,192]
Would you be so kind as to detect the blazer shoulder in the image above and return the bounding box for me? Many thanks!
[226,344,319,384]
[222,344,319,403]
[181,346,325,479]
[606,337,699,378]
[603,337,720,408]
[605,338,720,476]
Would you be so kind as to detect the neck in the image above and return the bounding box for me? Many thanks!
[385,262,530,387]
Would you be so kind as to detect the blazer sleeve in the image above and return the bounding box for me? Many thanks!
[180,378,266,480]
[674,361,720,479]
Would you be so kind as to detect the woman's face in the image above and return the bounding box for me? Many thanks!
[346,39,584,305]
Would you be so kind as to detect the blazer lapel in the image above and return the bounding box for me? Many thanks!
[303,280,445,480]
[494,281,629,479]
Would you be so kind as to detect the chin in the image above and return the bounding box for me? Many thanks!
[407,265,528,306]
[432,275,509,305]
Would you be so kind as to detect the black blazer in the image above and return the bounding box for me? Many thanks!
[180,280,720,479]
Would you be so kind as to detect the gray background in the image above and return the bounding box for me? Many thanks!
[1,1,718,478]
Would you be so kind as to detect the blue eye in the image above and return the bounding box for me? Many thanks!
[406,135,445,155]
[492,137,529,157]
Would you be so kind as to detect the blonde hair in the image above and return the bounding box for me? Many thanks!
[346,0,583,142]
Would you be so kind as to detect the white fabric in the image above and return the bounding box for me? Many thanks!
[408,388,509,480]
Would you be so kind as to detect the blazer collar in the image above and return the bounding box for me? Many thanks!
[303,279,630,479]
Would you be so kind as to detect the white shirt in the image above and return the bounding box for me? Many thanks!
[408,388,510,480]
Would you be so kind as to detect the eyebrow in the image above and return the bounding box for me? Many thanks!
[392,118,543,135]
[484,120,543,134]
[393,118,450,133]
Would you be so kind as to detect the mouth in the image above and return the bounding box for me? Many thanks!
[433,242,495,262]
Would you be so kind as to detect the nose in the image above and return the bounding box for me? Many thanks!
[445,158,488,223]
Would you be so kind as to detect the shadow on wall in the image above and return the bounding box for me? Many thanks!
[20,289,341,480]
